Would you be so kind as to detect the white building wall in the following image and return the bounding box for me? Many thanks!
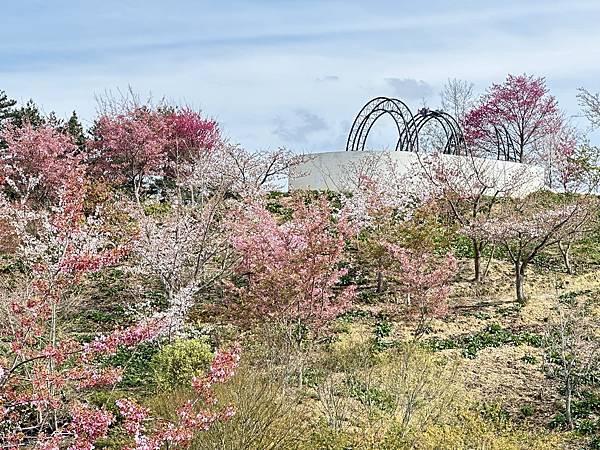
[289,151,545,197]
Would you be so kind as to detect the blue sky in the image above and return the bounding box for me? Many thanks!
[2,0,600,151]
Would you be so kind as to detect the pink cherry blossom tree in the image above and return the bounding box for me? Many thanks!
[228,195,355,330]
[0,175,135,447]
[227,195,356,386]
[0,124,84,204]
[383,244,457,337]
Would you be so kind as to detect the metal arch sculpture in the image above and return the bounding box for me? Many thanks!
[491,123,519,162]
[405,108,467,156]
[345,97,416,152]
[345,97,467,156]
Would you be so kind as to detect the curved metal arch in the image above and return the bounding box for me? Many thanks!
[492,123,518,162]
[405,109,467,156]
[345,97,466,156]
[357,109,404,151]
[346,97,416,152]
[351,98,414,152]
[345,97,389,152]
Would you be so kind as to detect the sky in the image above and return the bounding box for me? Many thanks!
[2,0,600,152]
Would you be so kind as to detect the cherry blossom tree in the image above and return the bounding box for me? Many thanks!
[218,146,303,197]
[163,108,220,191]
[531,116,579,191]
[228,196,355,329]
[227,196,355,386]
[0,124,84,203]
[383,244,457,337]
[127,191,237,335]
[0,176,133,447]
[471,195,596,303]
[418,153,538,282]
[464,74,561,163]
[91,106,169,202]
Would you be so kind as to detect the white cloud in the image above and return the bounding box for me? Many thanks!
[272,109,329,143]
[385,78,433,100]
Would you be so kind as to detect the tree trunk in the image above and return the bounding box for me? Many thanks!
[472,238,482,282]
[515,261,527,304]
[558,240,573,275]
[376,269,383,294]
[482,245,495,281]
[566,375,573,430]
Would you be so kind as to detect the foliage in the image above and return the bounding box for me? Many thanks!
[426,323,542,358]
[152,338,214,389]
[107,341,160,388]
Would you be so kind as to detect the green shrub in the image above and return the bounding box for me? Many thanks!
[151,338,214,389]
[520,403,535,417]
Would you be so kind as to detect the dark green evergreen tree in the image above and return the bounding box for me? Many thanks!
[0,90,17,147]
[0,90,17,124]
[11,99,46,129]
[63,111,87,151]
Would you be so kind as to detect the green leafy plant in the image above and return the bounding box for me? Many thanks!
[151,338,214,389]
[425,323,542,358]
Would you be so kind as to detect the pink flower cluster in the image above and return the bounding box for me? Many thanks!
[384,243,458,333]
[228,197,356,330]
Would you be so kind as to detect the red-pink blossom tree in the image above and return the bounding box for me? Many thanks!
[164,107,220,182]
[91,107,170,202]
[464,74,561,163]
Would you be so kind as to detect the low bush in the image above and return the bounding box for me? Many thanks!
[151,338,214,389]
